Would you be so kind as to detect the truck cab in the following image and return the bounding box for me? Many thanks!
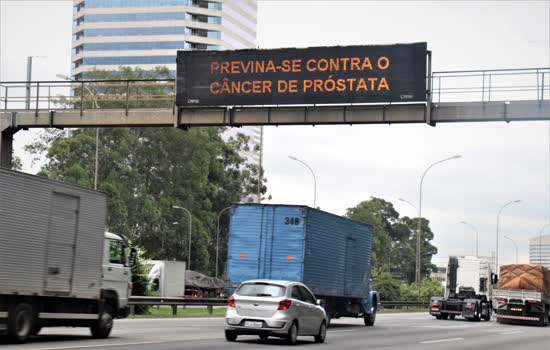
[102,232,134,318]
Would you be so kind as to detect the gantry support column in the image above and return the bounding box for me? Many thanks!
[0,112,19,169]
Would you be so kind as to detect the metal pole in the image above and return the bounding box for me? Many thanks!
[460,221,479,257]
[216,206,232,278]
[289,155,317,208]
[25,57,32,109]
[173,205,192,269]
[416,155,461,300]
[503,235,518,264]
[496,200,521,271]
[257,126,263,203]
[539,223,550,264]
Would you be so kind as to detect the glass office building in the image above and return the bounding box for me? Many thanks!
[71,0,256,78]
[529,233,550,268]
[70,0,262,202]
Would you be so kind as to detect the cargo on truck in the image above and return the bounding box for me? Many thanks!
[225,203,380,326]
[493,264,550,326]
[0,169,136,343]
[430,256,493,321]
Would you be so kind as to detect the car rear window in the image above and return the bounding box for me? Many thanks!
[236,283,286,297]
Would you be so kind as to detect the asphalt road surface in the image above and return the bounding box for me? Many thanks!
[2,313,549,350]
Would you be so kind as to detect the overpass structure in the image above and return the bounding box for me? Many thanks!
[0,68,548,168]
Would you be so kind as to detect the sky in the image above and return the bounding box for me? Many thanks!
[1,0,549,267]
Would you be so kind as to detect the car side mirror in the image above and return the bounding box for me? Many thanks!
[316,299,322,306]
[129,248,137,267]
[491,272,498,285]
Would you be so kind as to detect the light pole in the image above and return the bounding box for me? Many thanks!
[57,74,100,190]
[461,221,479,257]
[538,223,550,264]
[416,155,461,300]
[503,235,518,264]
[289,155,317,208]
[173,205,192,269]
[398,198,418,212]
[216,206,232,278]
[496,200,520,271]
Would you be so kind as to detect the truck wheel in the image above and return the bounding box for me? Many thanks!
[325,312,331,327]
[364,309,376,326]
[482,307,491,321]
[441,313,448,320]
[8,302,33,343]
[435,315,441,320]
[225,330,238,341]
[285,321,298,345]
[91,304,113,339]
[449,315,456,320]
[314,321,326,343]
[474,305,481,321]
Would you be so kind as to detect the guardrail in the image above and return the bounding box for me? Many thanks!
[127,297,428,315]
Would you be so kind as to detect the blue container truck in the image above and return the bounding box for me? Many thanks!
[225,203,380,326]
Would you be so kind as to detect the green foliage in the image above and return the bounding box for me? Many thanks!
[24,67,268,278]
[345,197,438,284]
[372,273,401,301]
[129,246,152,314]
[420,277,445,302]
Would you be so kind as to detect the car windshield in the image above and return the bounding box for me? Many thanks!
[236,283,286,297]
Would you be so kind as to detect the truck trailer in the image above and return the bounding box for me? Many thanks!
[0,169,135,342]
[430,256,493,321]
[225,203,380,326]
[493,264,550,326]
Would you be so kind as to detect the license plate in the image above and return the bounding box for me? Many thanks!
[244,321,263,328]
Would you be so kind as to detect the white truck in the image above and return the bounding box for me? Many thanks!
[430,256,493,321]
[0,168,136,343]
[148,260,187,297]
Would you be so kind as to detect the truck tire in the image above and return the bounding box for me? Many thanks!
[285,321,298,345]
[364,309,376,326]
[441,313,448,320]
[449,315,456,320]
[8,302,33,343]
[91,304,113,339]
[482,306,491,321]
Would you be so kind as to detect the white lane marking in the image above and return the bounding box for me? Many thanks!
[328,329,359,333]
[30,341,167,350]
[420,337,464,344]
[500,331,524,335]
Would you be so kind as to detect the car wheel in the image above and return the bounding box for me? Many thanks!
[314,321,326,343]
[285,322,298,345]
[225,330,238,342]
[259,334,269,340]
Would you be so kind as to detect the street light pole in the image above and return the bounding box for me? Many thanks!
[416,155,461,300]
[56,74,100,190]
[538,223,550,264]
[173,205,192,269]
[216,206,232,278]
[460,221,479,257]
[503,235,518,264]
[398,198,418,212]
[289,155,317,208]
[496,200,521,271]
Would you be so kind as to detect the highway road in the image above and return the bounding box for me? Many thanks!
[1,313,548,350]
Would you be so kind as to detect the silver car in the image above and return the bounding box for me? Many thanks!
[225,280,327,345]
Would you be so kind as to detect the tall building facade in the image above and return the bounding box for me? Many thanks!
[70,0,263,202]
[71,0,256,78]
[529,233,550,268]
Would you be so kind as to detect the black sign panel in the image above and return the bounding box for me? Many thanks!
[177,43,427,106]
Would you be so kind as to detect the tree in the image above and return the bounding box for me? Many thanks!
[372,272,401,301]
[345,197,438,283]
[420,277,445,302]
[24,66,268,277]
